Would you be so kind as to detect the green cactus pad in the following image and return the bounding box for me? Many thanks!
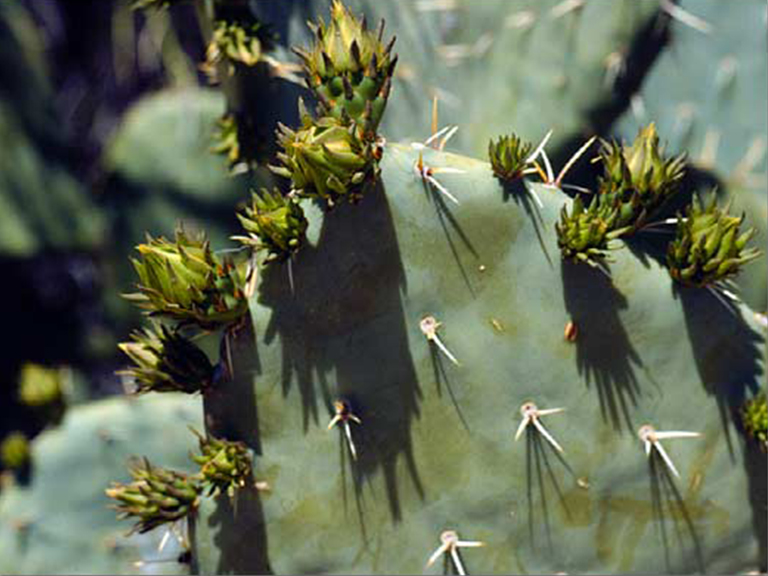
[191,144,765,574]
[0,394,203,574]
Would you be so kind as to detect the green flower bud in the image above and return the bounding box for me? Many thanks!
[488,134,534,182]
[190,429,253,498]
[270,106,380,206]
[118,323,215,395]
[556,195,629,267]
[597,123,686,233]
[0,432,30,471]
[667,193,761,287]
[741,392,767,449]
[124,226,249,330]
[18,363,63,408]
[233,188,308,263]
[105,458,202,534]
[294,0,397,138]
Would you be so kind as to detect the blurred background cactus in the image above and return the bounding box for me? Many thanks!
[0,0,765,574]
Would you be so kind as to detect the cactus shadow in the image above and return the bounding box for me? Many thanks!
[524,428,575,553]
[677,285,766,568]
[561,261,643,431]
[203,321,262,454]
[501,179,553,267]
[429,346,470,432]
[259,180,425,524]
[677,286,763,457]
[201,486,272,574]
[647,449,705,573]
[422,179,479,297]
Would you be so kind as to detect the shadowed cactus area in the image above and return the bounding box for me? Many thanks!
[189,144,765,574]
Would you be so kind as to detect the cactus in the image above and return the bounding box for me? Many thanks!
[667,193,760,288]
[124,227,248,330]
[233,188,308,263]
[102,1,766,574]
[118,323,215,395]
[1,0,762,574]
[741,392,767,450]
[613,0,767,309]
[0,394,203,574]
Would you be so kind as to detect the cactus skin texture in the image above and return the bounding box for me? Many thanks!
[667,193,760,287]
[186,143,766,574]
[118,323,215,395]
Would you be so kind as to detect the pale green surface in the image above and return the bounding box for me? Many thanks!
[0,395,203,575]
[278,0,659,157]
[194,144,766,573]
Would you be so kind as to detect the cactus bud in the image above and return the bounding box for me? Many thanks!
[299,0,397,137]
[190,429,253,498]
[18,363,64,408]
[233,188,308,263]
[0,431,31,471]
[488,134,534,182]
[106,458,202,534]
[270,108,380,206]
[124,226,249,330]
[741,391,767,449]
[118,323,215,395]
[556,195,630,267]
[205,20,272,72]
[597,123,687,232]
[667,193,761,287]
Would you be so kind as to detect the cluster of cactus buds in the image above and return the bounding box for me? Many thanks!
[667,194,760,287]
[190,430,253,498]
[233,188,308,263]
[105,458,202,534]
[204,20,270,74]
[125,227,248,330]
[555,195,630,266]
[118,324,215,395]
[740,392,767,449]
[488,134,534,182]
[595,123,687,232]
[271,105,381,206]
[293,0,397,139]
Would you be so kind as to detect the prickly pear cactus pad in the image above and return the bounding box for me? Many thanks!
[274,0,662,156]
[0,394,203,575]
[190,144,766,574]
